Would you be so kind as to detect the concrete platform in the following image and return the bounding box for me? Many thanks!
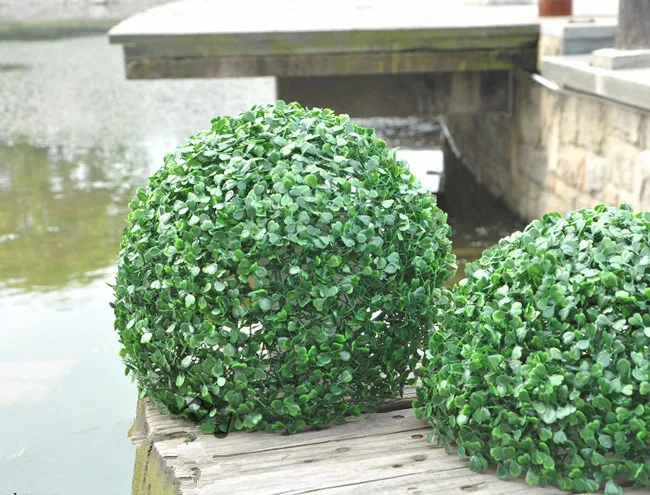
[109,0,540,59]
[541,54,650,111]
[108,0,539,116]
[108,0,540,79]
[540,17,617,56]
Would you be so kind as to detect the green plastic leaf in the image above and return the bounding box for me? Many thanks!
[600,271,618,288]
[258,298,272,312]
[317,354,332,366]
[473,407,491,423]
[200,422,216,434]
[525,469,540,485]
[605,480,622,495]
[509,462,523,478]
[305,174,318,187]
[243,413,263,428]
[556,404,576,419]
[553,430,567,444]
[541,408,557,424]
[629,313,644,326]
[469,455,488,472]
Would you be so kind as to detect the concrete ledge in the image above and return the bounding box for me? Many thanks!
[541,18,616,55]
[541,54,650,112]
[591,48,650,70]
[109,0,539,80]
[541,18,616,40]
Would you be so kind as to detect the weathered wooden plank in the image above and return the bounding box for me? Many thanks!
[179,430,519,494]
[154,410,424,461]
[275,72,513,117]
[137,387,416,442]
[309,470,567,495]
[123,48,538,79]
[132,394,649,495]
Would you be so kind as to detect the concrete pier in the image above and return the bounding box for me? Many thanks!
[109,0,539,116]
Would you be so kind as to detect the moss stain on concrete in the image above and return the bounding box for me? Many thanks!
[130,400,180,495]
[131,441,180,495]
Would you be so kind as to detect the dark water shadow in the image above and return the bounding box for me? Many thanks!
[438,144,525,285]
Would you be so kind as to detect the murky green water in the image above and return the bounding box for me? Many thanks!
[0,35,522,494]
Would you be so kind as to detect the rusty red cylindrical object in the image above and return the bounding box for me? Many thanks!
[538,0,572,17]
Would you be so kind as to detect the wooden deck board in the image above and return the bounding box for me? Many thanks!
[132,389,648,494]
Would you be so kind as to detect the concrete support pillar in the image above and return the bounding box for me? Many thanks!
[616,0,650,50]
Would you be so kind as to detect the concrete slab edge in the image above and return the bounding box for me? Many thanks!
[541,19,617,40]
[591,48,650,70]
[541,55,650,113]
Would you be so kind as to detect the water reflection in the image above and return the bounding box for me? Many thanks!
[0,142,145,495]
[439,143,525,285]
[0,133,521,294]
[0,277,139,495]
[0,143,144,292]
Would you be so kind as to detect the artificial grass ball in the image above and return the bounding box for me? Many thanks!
[114,101,456,434]
[415,205,650,494]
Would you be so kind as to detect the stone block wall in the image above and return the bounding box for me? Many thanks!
[538,35,563,69]
[444,70,650,221]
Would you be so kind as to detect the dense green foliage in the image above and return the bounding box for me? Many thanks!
[415,205,650,494]
[114,101,455,434]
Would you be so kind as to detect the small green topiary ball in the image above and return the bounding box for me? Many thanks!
[415,205,650,494]
[114,101,456,434]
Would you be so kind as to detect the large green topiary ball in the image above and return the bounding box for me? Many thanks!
[415,205,650,494]
[114,101,456,434]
